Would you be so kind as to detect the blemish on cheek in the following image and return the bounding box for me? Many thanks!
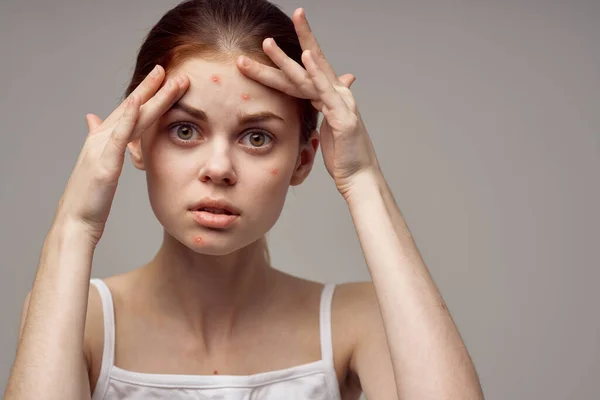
[194,236,205,245]
[213,370,219,375]
[241,93,251,101]
[270,168,279,176]
[210,74,221,84]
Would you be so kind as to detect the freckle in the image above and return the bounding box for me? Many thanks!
[439,300,448,311]
[270,168,279,176]
[211,74,221,84]
[194,236,205,245]
[241,93,251,101]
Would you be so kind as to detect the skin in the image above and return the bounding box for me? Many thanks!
[233,8,484,399]
[71,52,364,397]
[124,56,320,348]
[7,6,482,400]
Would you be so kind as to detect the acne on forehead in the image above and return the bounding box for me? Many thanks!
[210,74,251,101]
[173,64,293,122]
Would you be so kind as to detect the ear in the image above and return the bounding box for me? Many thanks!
[290,130,319,186]
[127,138,146,171]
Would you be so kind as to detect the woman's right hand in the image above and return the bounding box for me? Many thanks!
[53,65,189,244]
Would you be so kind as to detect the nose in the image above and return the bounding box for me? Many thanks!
[197,140,237,186]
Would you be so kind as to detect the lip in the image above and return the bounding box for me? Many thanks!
[189,197,241,216]
[191,210,239,229]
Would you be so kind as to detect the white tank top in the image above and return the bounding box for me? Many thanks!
[89,278,342,399]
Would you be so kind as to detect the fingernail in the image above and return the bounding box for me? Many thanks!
[151,65,160,77]
[240,56,249,67]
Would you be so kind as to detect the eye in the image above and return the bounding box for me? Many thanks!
[168,122,200,143]
[240,129,273,151]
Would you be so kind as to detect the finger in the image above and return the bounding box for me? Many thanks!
[86,113,103,133]
[293,8,338,83]
[130,74,189,141]
[103,64,165,128]
[237,55,304,98]
[262,38,317,99]
[302,50,350,117]
[101,94,141,166]
[237,54,352,101]
[338,74,356,89]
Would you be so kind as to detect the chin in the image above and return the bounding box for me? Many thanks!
[179,228,262,256]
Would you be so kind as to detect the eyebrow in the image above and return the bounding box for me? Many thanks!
[168,101,286,124]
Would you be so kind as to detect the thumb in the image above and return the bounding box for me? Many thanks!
[85,113,103,133]
[338,73,356,89]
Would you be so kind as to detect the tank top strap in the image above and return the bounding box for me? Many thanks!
[319,283,337,366]
[90,278,115,400]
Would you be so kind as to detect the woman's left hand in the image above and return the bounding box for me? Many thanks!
[236,8,381,199]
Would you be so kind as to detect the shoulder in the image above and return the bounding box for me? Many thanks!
[83,272,133,393]
[333,280,380,328]
[332,281,390,387]
[84,271,134,352]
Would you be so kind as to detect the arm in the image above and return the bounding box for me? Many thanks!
[232,8,484,397]
[346,168,484,399]
[4,220,93,400]
[5,64,186,400]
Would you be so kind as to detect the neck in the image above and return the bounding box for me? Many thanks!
[139,230,278,350]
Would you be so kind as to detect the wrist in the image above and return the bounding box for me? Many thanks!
[341,167,384,206]
[48,216,102,248]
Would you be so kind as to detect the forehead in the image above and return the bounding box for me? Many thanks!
[169,57,298,117]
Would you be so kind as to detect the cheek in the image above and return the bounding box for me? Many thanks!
[144,141,196,199]
[242,166,291,231]
[253,164,294,206]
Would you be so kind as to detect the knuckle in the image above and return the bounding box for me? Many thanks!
[341,114,359,131]
[298,78,314,95]
[280,56,292,70]
[346,98,357,113]
[315,48,326,60]
[109,129,126,149]
[256,63,267,78]
[338,86,352,96]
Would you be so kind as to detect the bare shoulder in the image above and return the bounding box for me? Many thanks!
[334,280,378,309]
[332,281,391,392]
[78,280,102,393]
[333,280,381,334]
[83,272,133,394]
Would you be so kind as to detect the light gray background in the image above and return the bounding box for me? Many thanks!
[1,1,599,399]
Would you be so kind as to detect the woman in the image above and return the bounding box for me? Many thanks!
[5,0,484,399]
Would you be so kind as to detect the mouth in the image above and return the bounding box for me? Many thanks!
[193,207,235,215]
[189,198,241,229]
[191,209,239,229]
[189,198,241,216]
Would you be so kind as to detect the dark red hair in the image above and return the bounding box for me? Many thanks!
[123,0,318,143]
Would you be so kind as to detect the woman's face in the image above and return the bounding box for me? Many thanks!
[129,56,316,255]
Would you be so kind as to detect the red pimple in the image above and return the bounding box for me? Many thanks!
[194,236,205,245]
[211,74,221,83]
[213,370,219,375]
[241,93,251,101]
[270,168,279,176]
